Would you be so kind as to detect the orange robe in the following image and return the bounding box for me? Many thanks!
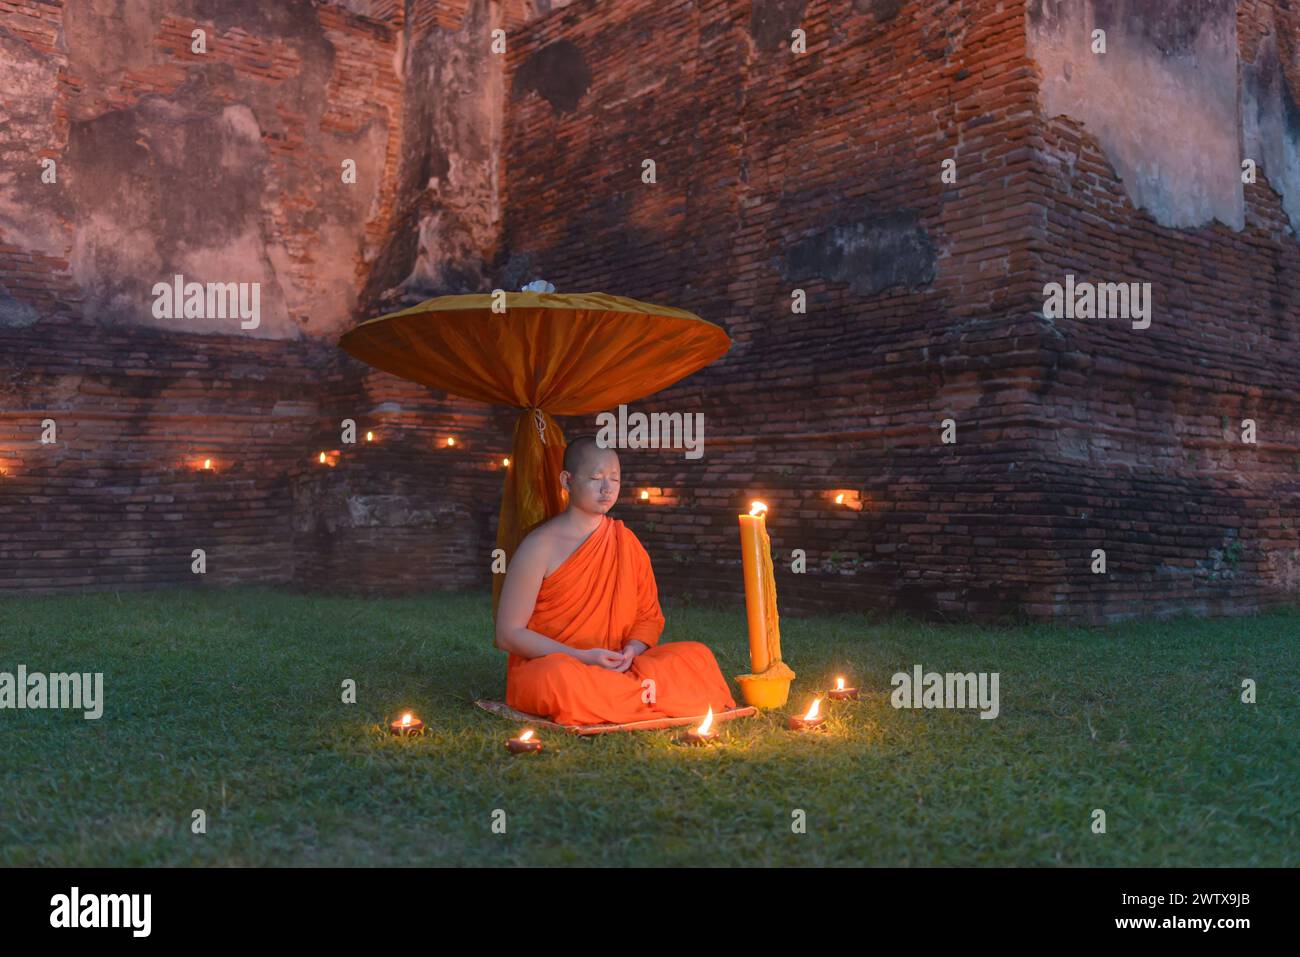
[506,514,736,726]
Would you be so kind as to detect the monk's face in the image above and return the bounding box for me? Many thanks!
[562,447,620,515]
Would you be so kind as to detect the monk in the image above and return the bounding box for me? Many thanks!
[495,436,736,726]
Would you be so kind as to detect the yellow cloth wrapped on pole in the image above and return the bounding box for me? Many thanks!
[494,407,569,615]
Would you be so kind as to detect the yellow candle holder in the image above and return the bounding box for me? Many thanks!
[734,660,796,709]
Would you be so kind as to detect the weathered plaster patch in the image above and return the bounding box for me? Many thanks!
[781,209,937,296]
[1028,0,1242,230]
[1242,34,1300,233]
[749,0,808,53]
[64,97,295,335]
[0,285,41,328]
[510,39,591,114]
[852,0,905,22]
[0,31,73,260]
[369,7,500,306]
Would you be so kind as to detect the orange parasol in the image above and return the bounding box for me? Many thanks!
[338,287,731,617]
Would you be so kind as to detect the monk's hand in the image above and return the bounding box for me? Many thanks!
[614,640,649,672]
[581,648,626,670]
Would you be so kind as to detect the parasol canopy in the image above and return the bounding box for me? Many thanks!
[338,289,731,616]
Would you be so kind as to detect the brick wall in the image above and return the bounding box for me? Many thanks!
[1021,0,1300,619]
[3,0,1297,622]
[0,0,528,597]
[500,0,1300,622]
[502,0,1070,619]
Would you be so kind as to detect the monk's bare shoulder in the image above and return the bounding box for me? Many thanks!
[513,524,558,572]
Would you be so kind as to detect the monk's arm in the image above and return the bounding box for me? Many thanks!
[494,536,590,661]
[624,539,665,648]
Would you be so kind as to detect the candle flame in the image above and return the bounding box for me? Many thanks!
[202,458,212,470]
[696,706,714,735]
[519,729,534,743]
[447,437,456,447]
[803,698,822,721]
[640,490,650,500]
[836,676,845,690]
[366,431,374,442]
[401,712,413,727]
[502,457,510,467]
[749,501,768,517]
[318,451,327,464]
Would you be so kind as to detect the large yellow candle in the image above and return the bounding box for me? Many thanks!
[738,501,781,674]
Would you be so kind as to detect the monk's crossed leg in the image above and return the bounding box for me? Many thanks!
[629,641,736,716]
[508,652,650,726]
[508,643,736,726]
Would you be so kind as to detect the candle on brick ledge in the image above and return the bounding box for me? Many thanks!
[829,489,863,511]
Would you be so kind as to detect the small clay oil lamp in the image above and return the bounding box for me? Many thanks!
[389,711,424,737]
[676,706,719,746]
[788,697,826,731]
[506,728,543,754]
[828,676,859,701]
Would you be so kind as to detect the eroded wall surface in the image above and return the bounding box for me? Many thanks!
[502,0,1058,620]
[1028,0,1244,230]
[1026,0,1300,619]
[0,0,538,596]
[3,0,1296,620]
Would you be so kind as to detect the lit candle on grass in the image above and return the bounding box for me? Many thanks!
[389,711,425,736]
[787,698,826,731]
[676,707,719,746]
[828,676,859,700]
[506,728,543,754]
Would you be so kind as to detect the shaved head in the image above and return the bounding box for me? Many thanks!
[563,435,618,476]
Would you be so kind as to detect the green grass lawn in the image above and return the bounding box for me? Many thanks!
[0,587,1295,866]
